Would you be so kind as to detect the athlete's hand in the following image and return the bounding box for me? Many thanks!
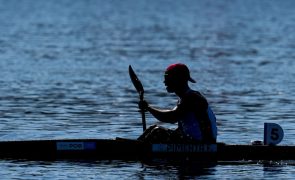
[138,100,149,111]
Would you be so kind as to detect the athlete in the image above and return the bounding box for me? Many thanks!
[138,63,217,143]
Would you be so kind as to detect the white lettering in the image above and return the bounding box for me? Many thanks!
[152,144,217,153]
[56,142,84,151]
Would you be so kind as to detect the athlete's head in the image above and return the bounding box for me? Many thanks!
[164,63,196,93]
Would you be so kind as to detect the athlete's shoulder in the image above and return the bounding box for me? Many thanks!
[182,90,208,108]
[186,90,207,101]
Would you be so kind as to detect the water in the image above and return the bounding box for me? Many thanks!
[0,0,295,179]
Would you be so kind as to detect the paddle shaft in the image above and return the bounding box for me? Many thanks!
[139,92,146,131]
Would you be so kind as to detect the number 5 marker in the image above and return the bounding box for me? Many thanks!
[264,123,284,145]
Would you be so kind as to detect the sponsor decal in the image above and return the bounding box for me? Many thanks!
[56,142,96,151]
[152,144,217,153]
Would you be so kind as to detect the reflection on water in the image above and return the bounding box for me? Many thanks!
[2,159,295,179]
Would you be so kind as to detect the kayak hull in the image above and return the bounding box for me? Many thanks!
[1,138,295,161]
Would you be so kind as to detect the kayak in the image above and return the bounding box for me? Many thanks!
[1,138,295,161]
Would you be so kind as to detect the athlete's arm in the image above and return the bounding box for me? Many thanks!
[139,100,178,123]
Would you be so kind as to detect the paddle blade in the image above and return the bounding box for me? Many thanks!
[129,65,144,97]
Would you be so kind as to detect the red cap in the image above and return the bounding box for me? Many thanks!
[165,63,196,83]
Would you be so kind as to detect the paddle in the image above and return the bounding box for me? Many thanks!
[129,65,146,131]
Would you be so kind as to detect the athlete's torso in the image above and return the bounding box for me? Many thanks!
[176,89,217,142]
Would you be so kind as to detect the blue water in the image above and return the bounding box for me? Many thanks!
[0,0,295,179]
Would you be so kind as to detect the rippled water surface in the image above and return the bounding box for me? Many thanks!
[0,0,295,179]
